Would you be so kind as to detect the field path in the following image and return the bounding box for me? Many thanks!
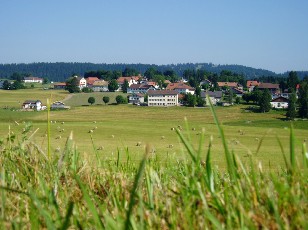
[61,93,74,102]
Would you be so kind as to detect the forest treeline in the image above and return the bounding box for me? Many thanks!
[1,62,307,82]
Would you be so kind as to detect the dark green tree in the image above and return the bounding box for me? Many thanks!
[287,71,299,91]
[286,90,297,120]
[298,82,308,118]
[12,80,25,90]
[108,79,119,92]
[228,88,234,104]
[251,90,262,104]
[259,89,272,113]
[186,94,197,107]
[65,77,80,93]
[242,93,251,104]
[82,87,93,93]
[2,80,11,90]
[115,95,127,104]
[103,96,110,105]
[88,97,95,105]
[43,77,49,84]
[122,79,129,93]
[196,96,205,107]
[195,86,201,97]
[122,67,138,77]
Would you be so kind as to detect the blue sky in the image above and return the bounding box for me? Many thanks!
[0,0,307,73]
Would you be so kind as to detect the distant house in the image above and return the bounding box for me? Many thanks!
[127,84,156,94]
[200,79,212,88]
[166,82,195,94]
[246,80,260,92]
[53,82,66,89]
[147,90,178,107]
[76,76,87,89]
[231,88,245,97]
[24,77,43,83]
[258,83,280,94]
[92,80,109,92]
[117,76,140,90]
[22,100,44,111]
[86,77,100,88]
[50,101,70,110]
[201,91,223,105]
[128,93,145,104]
[270,96,288,109]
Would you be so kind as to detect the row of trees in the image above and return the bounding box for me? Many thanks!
[87,95,127,105]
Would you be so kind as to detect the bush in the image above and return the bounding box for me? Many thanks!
[115,95,128,104]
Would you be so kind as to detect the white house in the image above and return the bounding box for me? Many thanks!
[147,90,178,107]
[128,93,145,104]
[270,96,288,109]
[24,77,43,83]
[166,82,195,95]
[76,76,87,89]
[22,100,44,111]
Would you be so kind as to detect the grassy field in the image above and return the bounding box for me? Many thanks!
[0,89,307,229]
[0,89,307,171]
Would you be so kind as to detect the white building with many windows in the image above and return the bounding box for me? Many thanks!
[147,90,178,107]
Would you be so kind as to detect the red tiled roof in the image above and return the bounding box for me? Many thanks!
[246,80,260,87]
[86,77,100,85]
[117,76,140,84]
[54,82,66,86]
[166,82,195,90]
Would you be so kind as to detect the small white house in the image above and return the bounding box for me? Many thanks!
[270,96,288,109]
[22,100,44,111]
[128,93,145,104]
[24,77,43,83]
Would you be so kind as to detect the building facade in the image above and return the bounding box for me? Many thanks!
[147,90,178,107]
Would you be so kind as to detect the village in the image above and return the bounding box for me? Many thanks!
[1,73,297,112]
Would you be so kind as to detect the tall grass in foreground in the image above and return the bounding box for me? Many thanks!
[0,106,307,229]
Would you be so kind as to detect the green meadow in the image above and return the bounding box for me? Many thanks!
[1,88,307,170]
[1,88,307,229]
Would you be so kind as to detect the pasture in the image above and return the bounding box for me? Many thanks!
[1,89,307,170]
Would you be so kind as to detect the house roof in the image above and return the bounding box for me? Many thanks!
[148,90,178,96]
[86,77,100,85]
[24,77,43,81]
[166,82,195,91]
[117,76,140,84]
[232,88,245,94]
[246,80,260,87]
[92,80,108,86]
[258,83,280,89]
[54,82,66,86]
[217,82,238,87]
[201,91,223,98]
[23,100,41,104]
[130,93,144,97]
[271,96,288,102]
[129,84,155,89]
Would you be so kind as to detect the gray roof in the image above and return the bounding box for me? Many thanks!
[148,90,178,95]
[201,91,223,98]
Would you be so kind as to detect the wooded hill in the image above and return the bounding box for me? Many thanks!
[0,62,307,82]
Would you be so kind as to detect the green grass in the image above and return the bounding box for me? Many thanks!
[0,97,307,229]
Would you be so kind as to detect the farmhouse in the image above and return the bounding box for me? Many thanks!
[201,91,223,105]
[86,77,100,87]
[23,77,43,83]
[53,82,66,89]
[76,76,87,89]
[148,90,178,107]
[166,82,195,94]
[92,80,109,92]
[127,84,156,94]
[270,96,288,109]
[22,100,44,111]
[258,83,280,94]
